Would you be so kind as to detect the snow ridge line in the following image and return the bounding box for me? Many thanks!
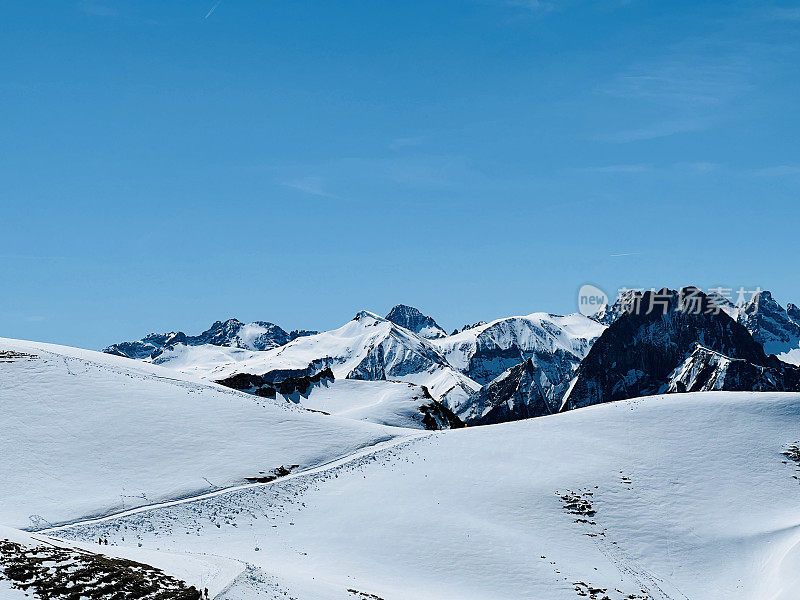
[34,432,431,535]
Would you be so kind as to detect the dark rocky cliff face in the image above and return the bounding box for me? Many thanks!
[563,287,800,411]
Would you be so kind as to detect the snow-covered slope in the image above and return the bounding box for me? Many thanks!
[151,311,480,410]
[0,338,409,529]
[51,391,800,600]
[276,379,462,430]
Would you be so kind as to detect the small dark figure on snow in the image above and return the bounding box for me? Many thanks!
[204,587,209,599]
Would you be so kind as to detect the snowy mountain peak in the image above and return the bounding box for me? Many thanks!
[788,303,800,323]
[385,304,447,339]
[353,310,385,323]
[737,290,800,359]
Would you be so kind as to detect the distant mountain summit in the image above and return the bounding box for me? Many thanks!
[736,290,800,359]
[104,319,316,359]
[385,305,447,339]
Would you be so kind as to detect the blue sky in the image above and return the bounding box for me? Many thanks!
[2,0,799,349]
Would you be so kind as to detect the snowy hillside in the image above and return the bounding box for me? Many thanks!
[46,391,800,600]
[276,379,462,430]
[0,338,410,529]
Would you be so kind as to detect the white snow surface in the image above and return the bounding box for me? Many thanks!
[0,337,409,529]
[779,347,800,366]
[46,391,800,600]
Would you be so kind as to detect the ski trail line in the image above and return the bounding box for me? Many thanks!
[35,432,431,534]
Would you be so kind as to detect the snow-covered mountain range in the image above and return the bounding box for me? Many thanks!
[5,290,800,599]
[100,290,800,429]
[105,318,317,359]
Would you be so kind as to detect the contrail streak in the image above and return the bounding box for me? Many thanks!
[204,0,222,19]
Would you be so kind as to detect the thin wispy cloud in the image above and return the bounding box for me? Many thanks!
[78,0,118,17]
[680,161,720,172]
[753,165,800,176]
[609,252,641,258]
[389,136,426,150]
[766,7,800,21]
[499,0,555,11]
[0,254,68,261]
[574,164,652,173]
[281,177,337,198]
[599,117,715,143]
[595,40,759,143]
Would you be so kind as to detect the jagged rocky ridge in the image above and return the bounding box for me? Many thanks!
[667,343,800,393]
[596,288,800,363]
[458,351,572,425]
[104,319,316,359]
[385,304,447,339]
[563,287,800,411]
[736,291,800,358]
